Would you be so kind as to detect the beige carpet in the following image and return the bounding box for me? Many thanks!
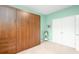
[18,41,79,54]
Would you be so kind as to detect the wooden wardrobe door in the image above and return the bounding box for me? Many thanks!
[34,15,40,45]
[16,10,22,52]
[0,6,17,53]
[29,14,34,48]
[29,14,40,47]
[32,15,40,46]
[16,10,30,52]
[21,11,30,50]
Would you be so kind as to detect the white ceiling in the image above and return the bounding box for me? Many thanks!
[24,5,72,15]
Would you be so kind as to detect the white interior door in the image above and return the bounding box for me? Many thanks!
[52,18,63,44]
[52,16,75,48]
[62,16,75,48]
[75,15,79,51]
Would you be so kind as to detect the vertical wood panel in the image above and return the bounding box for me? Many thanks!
[16,10,23,52]
[29,14,40,48]
[32,14,40,46]
[16,10,30,52]
[0,6,17,54]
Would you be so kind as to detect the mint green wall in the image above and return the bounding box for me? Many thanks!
[11,5,46,40]
[40,16,46,40]
[46,5,79,40]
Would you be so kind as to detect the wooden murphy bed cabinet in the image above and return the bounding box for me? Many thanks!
[0,6,40,54]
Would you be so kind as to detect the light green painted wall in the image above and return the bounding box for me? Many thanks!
[40,16,46,40]
[11,5,46,40]
[46,5,79,40]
